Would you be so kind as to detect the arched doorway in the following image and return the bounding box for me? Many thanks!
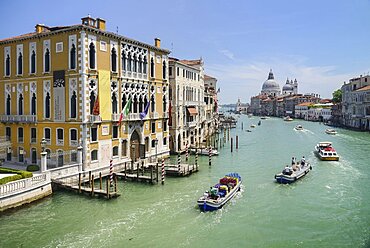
[130,130,140,162]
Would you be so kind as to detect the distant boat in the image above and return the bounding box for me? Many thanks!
[258,121,261,126]
[246,129,252,132]
[250,124,256,128]
[284,116,294,121]
[190,148,219,156]
[197,173,242,211]
[294,125,303,131]
[260,116,267,120]
[275,162,312,184]
[325,128,337,135]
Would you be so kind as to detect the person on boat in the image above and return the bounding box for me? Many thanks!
[291,157,296,166]
[301,156,305,168]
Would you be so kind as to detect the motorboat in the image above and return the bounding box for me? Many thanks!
[260,116,267,120]
[190,147,219,156]
[250,124,256,128]
[325,128,337,135]
[197,173,242,211]
[314,142,339,161]
[294,125,303,131]
[284,116,294,121]
[246,129,252,132]
[258,121,261,126]
[275,162,312,184]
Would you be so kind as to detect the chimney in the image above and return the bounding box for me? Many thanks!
[81,15,96,28]
[35,24,48,33]
[97,18,106,31]
[154,38,161,48]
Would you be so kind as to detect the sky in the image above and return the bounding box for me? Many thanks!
[1,0,370,104]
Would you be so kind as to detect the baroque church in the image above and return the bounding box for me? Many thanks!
[261,69,298,97]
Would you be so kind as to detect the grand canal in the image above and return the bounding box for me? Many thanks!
[1,115,369,248]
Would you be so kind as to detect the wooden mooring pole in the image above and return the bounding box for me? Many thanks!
[99,172,102,190]
[91,174,95,196]
[231,137,233,153]
[236,135,239,150]
[106,178,110,199]
[78,173,81,193]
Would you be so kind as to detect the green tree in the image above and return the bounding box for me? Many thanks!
[332,89,342,103]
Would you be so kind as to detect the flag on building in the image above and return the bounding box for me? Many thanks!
[92,95,100,115]
[139,101,150,120]
[118,98,132,125]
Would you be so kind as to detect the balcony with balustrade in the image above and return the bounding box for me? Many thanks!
[89,115,102,123]
[0,115,36,123]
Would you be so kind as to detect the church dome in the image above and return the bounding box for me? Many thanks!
[261,69,280,94]
[282,83,293,91]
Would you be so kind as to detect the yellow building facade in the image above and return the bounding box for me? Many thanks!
[0,16,170,170]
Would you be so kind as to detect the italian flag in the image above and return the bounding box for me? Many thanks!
[118,98,132,125]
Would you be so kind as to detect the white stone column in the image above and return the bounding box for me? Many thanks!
[77,146,83,172]
[40,152,47,172]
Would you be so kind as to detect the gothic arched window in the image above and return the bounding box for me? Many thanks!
[89,42,96,69]
[162,60,166,79]
[143,56,147,74]
[150,57,155,78]
[122,94,127,110]
[127,52,132,71]
[151,95,155,113]
[18,94,23,115]
[138,55,142,73]
[44,49,50,72]
[31,93,36,115]
[71,91,77,118]
[31,51,36,74]
[138,96,143,113]
[133,95,138,113]
[133,54,137,72]
[5,55,10,76]
[70,44,76,69]
[122,52,126,71]
[45,92,50,118]
[6,94,11,115]
[18,52,23,75]
[90,91,96,114]
[112,93,118,114]
[111,47,117,72]
[163,96,167,113]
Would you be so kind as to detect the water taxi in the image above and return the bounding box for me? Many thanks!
[325,128,337,135]
[294,125,303,131]
[275,162,312,184]
[284,116,294,121]
[197,173,242,211]
[314,142,339,161]
[190,147,219,156]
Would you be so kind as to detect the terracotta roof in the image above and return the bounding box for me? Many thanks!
[297,102,313,107]
[204,74,216,80]
[355,85,370,92]
[0,32,39,42]
[179,59,202,66]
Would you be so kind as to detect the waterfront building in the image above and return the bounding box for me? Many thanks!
[0,16,170,170]
[203,74,219,138]
[295,102,313,119]
[235,98,248,114]
[342,75,370,130]
[168,58,205,152]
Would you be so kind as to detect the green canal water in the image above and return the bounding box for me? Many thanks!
[1,116,370,248]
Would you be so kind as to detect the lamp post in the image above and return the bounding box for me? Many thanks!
[40,137,46,152]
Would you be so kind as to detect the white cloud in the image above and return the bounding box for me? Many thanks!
[206,57,358,104]
[219,49,235,60]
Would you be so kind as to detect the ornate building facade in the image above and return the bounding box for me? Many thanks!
[0,16,170,169]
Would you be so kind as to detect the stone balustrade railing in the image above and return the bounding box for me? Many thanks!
[0,173,50,197]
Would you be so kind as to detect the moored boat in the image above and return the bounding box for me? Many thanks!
[294,125,303,131]
[325,128,337,135]
[260,116,267,120]
[190,147,219,156]
[197,173,242,211]
[275,162,312,184]
[314,142,339,161]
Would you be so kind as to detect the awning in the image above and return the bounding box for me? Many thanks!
[187,107,198,116]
